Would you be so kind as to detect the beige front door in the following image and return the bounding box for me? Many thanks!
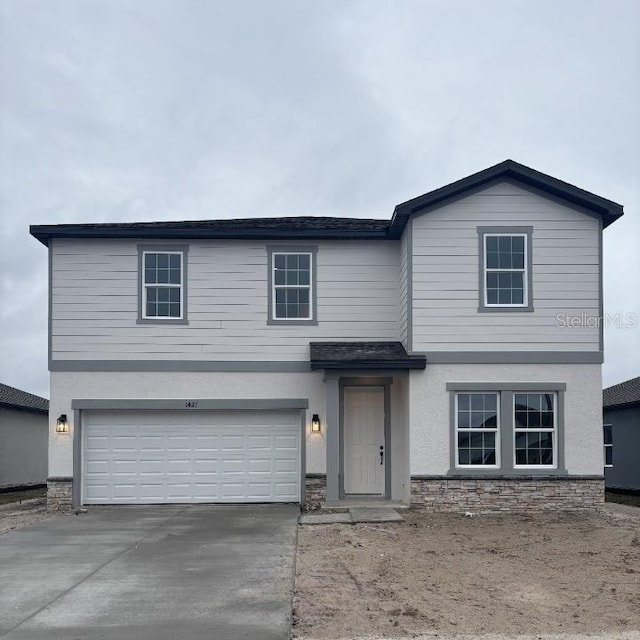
[343,386,385,495]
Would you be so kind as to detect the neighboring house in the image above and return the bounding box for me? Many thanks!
[603,376,640,493]
[0,383,49,489]
[30,159,624,512]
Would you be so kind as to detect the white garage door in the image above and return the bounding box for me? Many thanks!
[82,410,301,504]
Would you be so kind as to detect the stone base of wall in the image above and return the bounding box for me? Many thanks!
[304,474,326,506]
[47,477,73,512]
[411,476,604,513]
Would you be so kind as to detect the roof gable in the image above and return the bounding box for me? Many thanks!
[388,159,623,237]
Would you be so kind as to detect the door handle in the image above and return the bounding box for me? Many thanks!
[379,445,384,465]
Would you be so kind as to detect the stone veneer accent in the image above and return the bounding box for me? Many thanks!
[304,474,327,505]
[47,477,73,511]
[410,476,604,512]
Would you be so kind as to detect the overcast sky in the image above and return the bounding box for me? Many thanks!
[1,0,638,399]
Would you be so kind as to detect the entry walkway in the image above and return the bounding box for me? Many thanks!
[300,507,404,524]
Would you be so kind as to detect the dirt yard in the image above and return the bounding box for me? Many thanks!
[293,505,640,639]
[0,498,50,535]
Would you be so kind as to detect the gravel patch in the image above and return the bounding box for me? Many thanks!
[0,498,51,535]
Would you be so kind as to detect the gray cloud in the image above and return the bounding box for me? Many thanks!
[1,0,638,396]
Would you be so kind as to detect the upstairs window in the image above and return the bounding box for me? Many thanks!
[478,227,533,312]
[268,247,317,324]
[138,246,188,323]
[603,424,613,467]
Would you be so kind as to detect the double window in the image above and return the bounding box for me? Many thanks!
[451,385,563,471]
[138,246,188,323]
[478,226,533,311]
[268,247,317,324]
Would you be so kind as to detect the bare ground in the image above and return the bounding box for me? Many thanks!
[0,498,51,535]
[293,505,640,639]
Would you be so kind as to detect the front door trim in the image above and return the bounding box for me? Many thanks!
[339,377,392,500]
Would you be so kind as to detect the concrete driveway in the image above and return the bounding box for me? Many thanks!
[0,504,299,640]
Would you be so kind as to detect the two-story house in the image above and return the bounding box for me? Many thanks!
[31,160,623,512]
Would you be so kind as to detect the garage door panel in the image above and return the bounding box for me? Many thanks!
[275,458,297,473]
[194,459,218,472]
[112,484,137,499]
[275,483,299,497]
[275,434,298,449]
[85,460,109,475]
[85,485,109,500]
[193,435,218,449]
[83,410,300,504]
[222,435,244,450]
[248,458,271,473]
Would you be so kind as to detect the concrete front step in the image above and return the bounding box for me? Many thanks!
[300,507,405,525]
[321,500,409,512]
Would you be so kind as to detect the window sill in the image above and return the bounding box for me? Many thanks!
[477,306,534,313]
[447,469,568,479]
[137,318,189,325]
[267,318,318,326]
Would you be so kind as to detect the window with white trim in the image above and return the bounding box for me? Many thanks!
[484,233,527,306]
[603,424,613,467]
[272,252,313,320]
[514,393,556,467]
[142,251,184,319]
[455,392,499,467]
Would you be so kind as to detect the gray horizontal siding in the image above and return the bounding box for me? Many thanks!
[51,238,400,361]
[410,181,601,352]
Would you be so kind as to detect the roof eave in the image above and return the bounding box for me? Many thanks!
[604,400,640,411]
[310,357,426,371]
[30,226,390,245]
[0,402,48,414]
[390,159,624,233]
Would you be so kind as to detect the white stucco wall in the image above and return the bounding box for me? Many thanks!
[51,363,602,491]
[390,374,410,502]
[50,370,414,502]
[409,363,603,476]
[50,370,327,478]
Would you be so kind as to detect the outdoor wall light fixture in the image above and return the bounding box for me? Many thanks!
[311,414,321,433]
[56,414,69,434]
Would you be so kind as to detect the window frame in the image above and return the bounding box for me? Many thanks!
[446,383,565,475]
[137,245,189,325]
[454,392,500,469]
[477,226,534,313]
[603,423,613,468]
[513,392,557,470]
[267,245,318,326]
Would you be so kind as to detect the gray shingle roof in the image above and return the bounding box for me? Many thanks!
[30,216,390,244]
[310,342,426,370]
[0,383,49,413]
[603,376,640,409]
